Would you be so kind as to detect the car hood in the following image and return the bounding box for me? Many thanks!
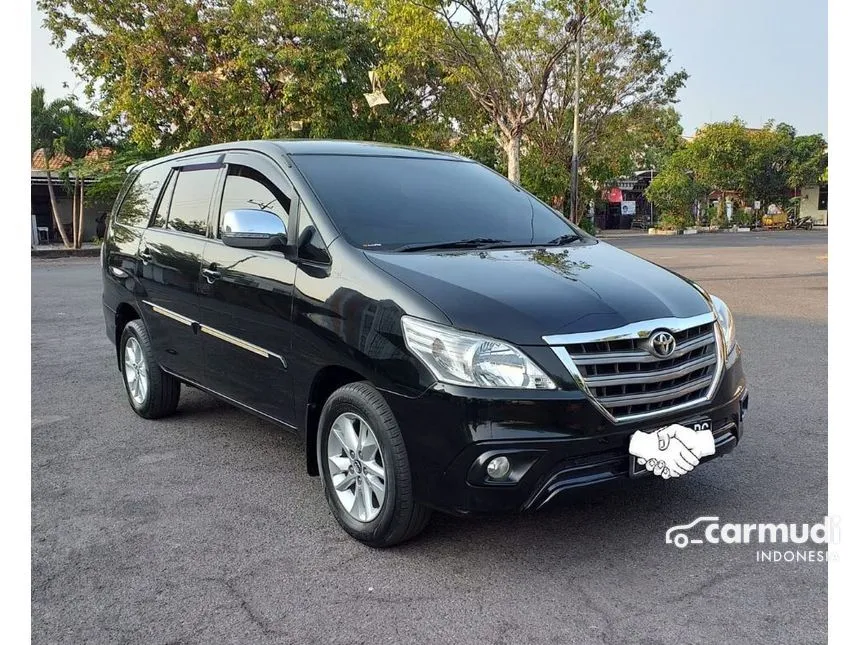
[364,241,712,345]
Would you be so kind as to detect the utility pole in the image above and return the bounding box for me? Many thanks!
[567,14,582,223]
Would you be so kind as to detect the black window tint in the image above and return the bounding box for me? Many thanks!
[817,184,828,211]
[152,170,177,228]
[293,155,578,250]
[115,163,170,228]
[219,165,291,235]
[166,167,220,236]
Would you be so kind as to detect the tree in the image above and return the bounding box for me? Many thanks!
[644,147,701,229]
[31,87,74,248]
[39,0,452,151]
[520,4,687,220]
[787,132,828,193]
[683,118,752,221]
[359,1,643,183]
[55,103,105,247]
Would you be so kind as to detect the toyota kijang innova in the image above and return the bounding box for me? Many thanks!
[102,140,749,547]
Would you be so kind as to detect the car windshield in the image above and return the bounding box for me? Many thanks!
[294,154,588,251]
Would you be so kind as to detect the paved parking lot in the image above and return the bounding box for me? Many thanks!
[32,230,827,644]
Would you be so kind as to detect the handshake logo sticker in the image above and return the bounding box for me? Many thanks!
[628,423,716,478]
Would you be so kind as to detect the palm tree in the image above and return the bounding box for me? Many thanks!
[55,105,104,247]
[31,87,103,248]
[32,87,72,247]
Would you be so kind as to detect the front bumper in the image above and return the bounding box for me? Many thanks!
[385,352,748,515]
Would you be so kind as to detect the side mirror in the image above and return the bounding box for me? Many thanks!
[222,209,287,250]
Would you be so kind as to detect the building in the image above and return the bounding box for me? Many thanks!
[31,148,112,245]
[798,183,828,225]
[595,170,657,229]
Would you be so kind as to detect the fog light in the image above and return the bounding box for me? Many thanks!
[486,456,511,480]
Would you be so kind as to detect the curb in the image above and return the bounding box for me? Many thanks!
[32,248,101,259]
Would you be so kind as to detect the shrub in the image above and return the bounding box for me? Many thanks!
[657,212,691,230]
[578,217,596,235]
[733,210,754,227]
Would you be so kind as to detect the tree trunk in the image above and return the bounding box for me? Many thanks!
[44,151,71,248]
[77,180,86,248]
[72,177,78,249]
[504,135,521,184]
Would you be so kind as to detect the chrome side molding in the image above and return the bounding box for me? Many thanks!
[141,300,287,368]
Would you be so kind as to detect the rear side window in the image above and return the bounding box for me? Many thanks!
[166,167,220,236]
[115,163,171,228]
[151,170,178,228]
[218,165,291,235]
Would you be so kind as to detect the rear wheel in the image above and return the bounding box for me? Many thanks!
[120,320,180,419]
[318,382,431,547]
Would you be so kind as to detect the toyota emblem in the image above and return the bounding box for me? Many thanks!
[648,331,676,358]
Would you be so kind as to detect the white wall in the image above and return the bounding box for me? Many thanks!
[46,197,109,241]
[799,186,828,225]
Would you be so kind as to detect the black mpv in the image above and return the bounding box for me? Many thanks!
[102,140,749,546]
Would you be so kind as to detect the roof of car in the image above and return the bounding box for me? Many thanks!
[134,139,464,172]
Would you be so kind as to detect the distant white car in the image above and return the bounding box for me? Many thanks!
[666,516,720,548]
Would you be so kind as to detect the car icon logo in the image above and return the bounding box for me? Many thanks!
[665,516,720,548]
[648,331,676,358]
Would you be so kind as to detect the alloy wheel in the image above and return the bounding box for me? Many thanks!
[124,336,149,405]
[326,412,386,522]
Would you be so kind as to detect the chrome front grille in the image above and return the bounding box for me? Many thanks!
[544,313,723,424]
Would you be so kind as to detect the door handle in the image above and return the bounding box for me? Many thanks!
[139,247,152,265]
[202,267,221,284]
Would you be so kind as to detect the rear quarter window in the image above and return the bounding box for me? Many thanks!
[115,163,171,228]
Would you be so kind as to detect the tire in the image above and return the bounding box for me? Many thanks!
[119,319,181,419]
[318,381,431,547]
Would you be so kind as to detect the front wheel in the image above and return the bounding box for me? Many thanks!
[318,382,431,547]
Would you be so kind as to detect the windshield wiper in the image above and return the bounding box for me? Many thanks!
[545,233,582,246]
[396,238,511,252]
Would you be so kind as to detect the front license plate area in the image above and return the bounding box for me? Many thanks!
[629,418,711,477]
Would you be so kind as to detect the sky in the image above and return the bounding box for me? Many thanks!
[642,0,827,137]
[31,0,828,138]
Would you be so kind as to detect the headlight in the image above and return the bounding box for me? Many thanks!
[709,295,736,353]
[401,316,556,389]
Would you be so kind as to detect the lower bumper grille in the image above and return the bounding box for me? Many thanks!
[544,313,724,423]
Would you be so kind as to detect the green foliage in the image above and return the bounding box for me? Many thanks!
[732,210,754,227]
[657,212,690,230]
[84,146,160,207]
[357,0,647,181]
[520,145,569,206]
[522,7,688,208]
[32,86,103,160]
[578,217,596,235]
[685,118,751,193]
[39,0,453,150]
[787,133,828,190]
[709,203,727,228]
[649,118,827,224]
[644,149,701,220]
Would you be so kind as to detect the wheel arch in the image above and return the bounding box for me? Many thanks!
[304,365,367,476]
[114,301,142,371]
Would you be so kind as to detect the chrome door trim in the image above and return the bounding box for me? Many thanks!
[141,300,287,368]
[142,300,195,327]
[199,324,287,368]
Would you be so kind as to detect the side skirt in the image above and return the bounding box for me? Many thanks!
[162,368,299,434]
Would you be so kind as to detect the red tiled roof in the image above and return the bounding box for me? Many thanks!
[85,147,113,162]
[32,148,73,171]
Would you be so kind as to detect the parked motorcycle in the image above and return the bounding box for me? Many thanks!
[786,213,815,230]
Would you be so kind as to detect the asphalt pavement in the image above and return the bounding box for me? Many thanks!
[32,230,828,644]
